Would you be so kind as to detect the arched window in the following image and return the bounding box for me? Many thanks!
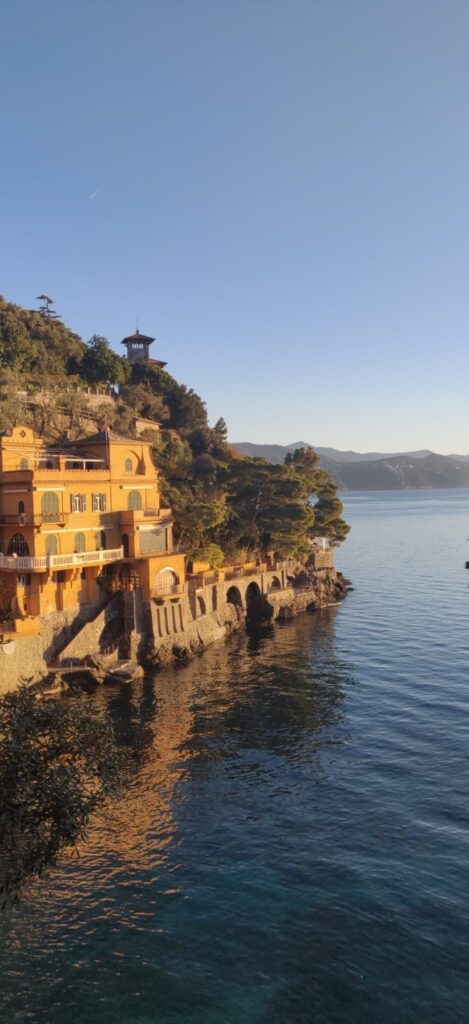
[18,501,25,515]
[7,533,30,557]
[41,492,59,521]
[19,458,29,470]
[124,457,133,473]
[74,532,86,553]
[45,534,58,556]
[127,490,142,511]
[95,531,107,550]
[122,533,130,557]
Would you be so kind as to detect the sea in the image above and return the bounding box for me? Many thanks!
[1,488,469,1024]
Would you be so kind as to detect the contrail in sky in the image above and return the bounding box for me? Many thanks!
[89,185,104,199]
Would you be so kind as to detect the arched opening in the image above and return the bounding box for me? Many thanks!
[41,492,59,521]
[226,585,243,607]
[246,581,263,622]
[127,490,142,511]
[268,576,281,591]
[7,533,29,557]
[45,534,58,556]
[197,595,206,616]
[74,532,86,553]
[46,460,53,470]
[122,533,130,557]
[124,457,133,473]
[18,501,25,515]
[155,568,178,596]
[95,530,107,550]
[19,458,29,470]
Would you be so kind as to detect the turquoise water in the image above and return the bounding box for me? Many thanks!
[2,489,469,1023]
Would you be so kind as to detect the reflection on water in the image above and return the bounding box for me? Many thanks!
[2,489,469,1023]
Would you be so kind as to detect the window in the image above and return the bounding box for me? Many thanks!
[140,527,166,555]
[41,492,60,521]
[7,534,29,557]
[45,534,58,556]
[71,494,87,513]
[74,532,86,553]
[19,458,29,470]
[18,501,25,515]
[124,457,133,473]
[127,490,142,511]
[92,493,107,512]
[95,530,107,550]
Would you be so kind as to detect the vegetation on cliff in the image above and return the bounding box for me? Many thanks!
[0,293,349,562]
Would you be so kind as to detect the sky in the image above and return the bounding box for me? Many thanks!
[2,0,469,454]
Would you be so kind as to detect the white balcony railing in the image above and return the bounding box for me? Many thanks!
[0,547,124,572]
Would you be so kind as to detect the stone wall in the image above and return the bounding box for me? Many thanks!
[0,635,47,695]
[0,563,349,691]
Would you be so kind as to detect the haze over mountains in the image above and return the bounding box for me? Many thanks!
[231,442,469,490]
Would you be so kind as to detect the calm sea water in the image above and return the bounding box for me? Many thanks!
[2,489,469,1024]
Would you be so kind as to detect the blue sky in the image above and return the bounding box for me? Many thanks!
[2,0,469,453]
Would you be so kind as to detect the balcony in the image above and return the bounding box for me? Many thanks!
[152,582,184,600]
[0,547,124,573]
[119,508,172,526]
[0,513,67,526]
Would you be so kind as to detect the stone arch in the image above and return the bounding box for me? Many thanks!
[45,534,58,556]
[197,595,206,616]
[155,567,179,596]
[246,581,263,621]
[226,585,243,607]
[41,491,59,520]
[268,575,281,590]
[7,533,29,557]
[127,490,142,511]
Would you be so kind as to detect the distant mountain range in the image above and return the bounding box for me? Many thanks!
[231,441,469,490]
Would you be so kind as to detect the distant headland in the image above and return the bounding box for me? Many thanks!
[232,442,469,491]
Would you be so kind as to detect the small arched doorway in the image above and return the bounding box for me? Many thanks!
[7,533,29,557]
[197,595,206,617]
[122,533,130,557]
[155,568,178,596]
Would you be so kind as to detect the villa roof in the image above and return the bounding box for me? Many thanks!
[66,430,149,447]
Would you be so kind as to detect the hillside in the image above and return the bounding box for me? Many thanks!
[0,293,350,557]
[232,442,469,490]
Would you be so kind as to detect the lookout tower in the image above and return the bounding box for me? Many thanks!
[121,329,167,368]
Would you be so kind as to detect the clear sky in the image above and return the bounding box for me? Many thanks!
[2,0,469,453]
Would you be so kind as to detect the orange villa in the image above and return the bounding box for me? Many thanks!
[0,425,185,623]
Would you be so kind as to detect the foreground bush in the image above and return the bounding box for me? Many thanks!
[0,686,124,907]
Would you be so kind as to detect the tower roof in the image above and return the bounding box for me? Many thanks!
[121,330,155,345]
